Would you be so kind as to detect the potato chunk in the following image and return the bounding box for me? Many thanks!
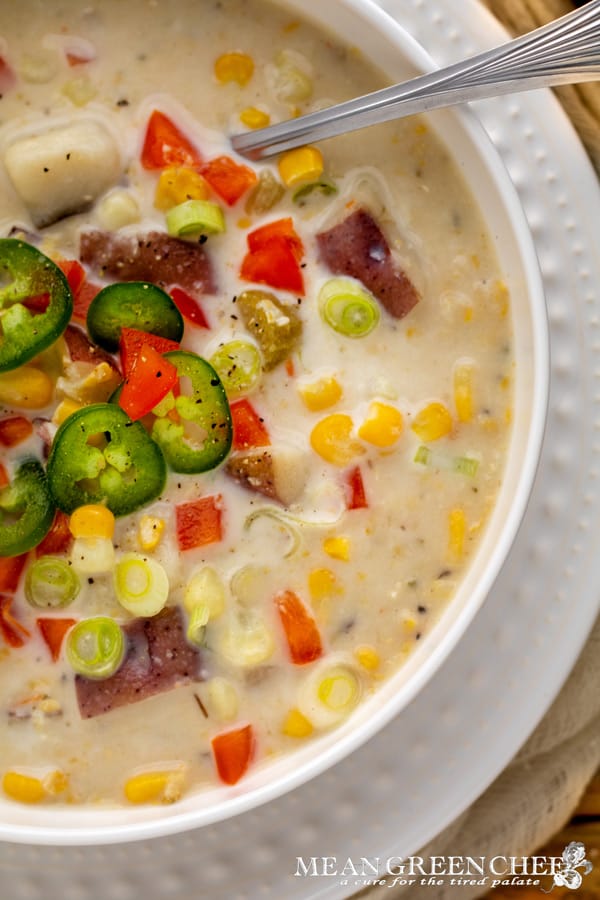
[4,120,122,227]
[226,446,308,506]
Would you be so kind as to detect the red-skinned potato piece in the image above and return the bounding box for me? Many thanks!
[141,110,203,170]
[212,724,254,785]
[80,230,216,295]
[118,344,179,421]
[275,590,323,665]
[64,325,121,374]
[317,207,419,319]
[75,606,203,718]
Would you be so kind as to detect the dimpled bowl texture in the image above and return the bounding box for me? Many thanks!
[0,0,548,845]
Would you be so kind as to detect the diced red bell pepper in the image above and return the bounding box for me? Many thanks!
[247,218,304,261]
[72,280,102,323]
[169,287,210,329]
[22,293,51,315]
[57,259,86,296]
[119,327,180,378]
[35,511,73,558]
[176,495,223,551]
[345,466,368,510]
[0,57,16,93]
[0,416,33,448]
[0,596,30,648]
[0,462,8,489]
[230,399,270,450]
[212,724,254,785]
[201,156,258,206]
[0,554,29,594]
[118,344,179,421]
[141,110,203,170]
[37,617,77,662]
[241,218,305,295]
[57,259,102,323]
[275,590,323,665]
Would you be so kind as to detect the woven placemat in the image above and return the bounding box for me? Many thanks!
[481,0,600,172]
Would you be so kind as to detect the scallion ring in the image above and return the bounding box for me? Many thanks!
[318,278,380,338]
[165,199,226,240]
[209,340,262,395]
[66,616,125,680]
[114,553,169,617]
[25,557,80,609]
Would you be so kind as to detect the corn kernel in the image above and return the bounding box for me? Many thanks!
[310,414,365,467]
[124,768,185,805]
[358,401,403,448]
[61,75,97,106]
[323,536,350,561]
[138,515,166,552]
[493,280,510,317]
[354,645,380,671]
[52,398,83,426]
[299,376,342,412]
[184,567,226,619]
[282,708,313,738]
[448,508,466,560]
[3,772,45,804]
[240,106,271,129]
[411,402,453,442]
[308,567,340,601]
[204,677,239,722]
[454,363,474,423]
[97,189,140,229]
[2,769,66,804]
[214,51,254,86]
[278,146,324,187]
[70,504,115,540]
[0,367,53,409]
[154,167,210,211]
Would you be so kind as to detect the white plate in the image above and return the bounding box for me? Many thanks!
[2,1,600,897]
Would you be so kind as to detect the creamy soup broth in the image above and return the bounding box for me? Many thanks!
[0,0,513,804]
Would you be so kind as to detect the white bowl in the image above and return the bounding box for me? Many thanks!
[0,0,548,844]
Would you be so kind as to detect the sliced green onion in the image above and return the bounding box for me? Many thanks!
[453,456,479,478]
[244,507,302,559]
[114,553,169,617]
[293,178,337,204]
[66,616,125,680]
[413,445,432,466]
[25,557,80,609]
[298,662,361,728]
[209,340,262,396]
[186,603,210,646]
[414,444,479,478]
[318,278,380,338]
[165,199,226,240]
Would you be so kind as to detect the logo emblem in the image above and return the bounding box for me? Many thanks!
[542,842,593,892]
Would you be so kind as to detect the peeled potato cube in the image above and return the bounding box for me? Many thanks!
[4,120,122,227]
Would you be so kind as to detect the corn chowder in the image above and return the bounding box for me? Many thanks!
[0,0,513,805]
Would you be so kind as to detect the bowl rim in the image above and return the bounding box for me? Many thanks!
[0,0,549,844]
